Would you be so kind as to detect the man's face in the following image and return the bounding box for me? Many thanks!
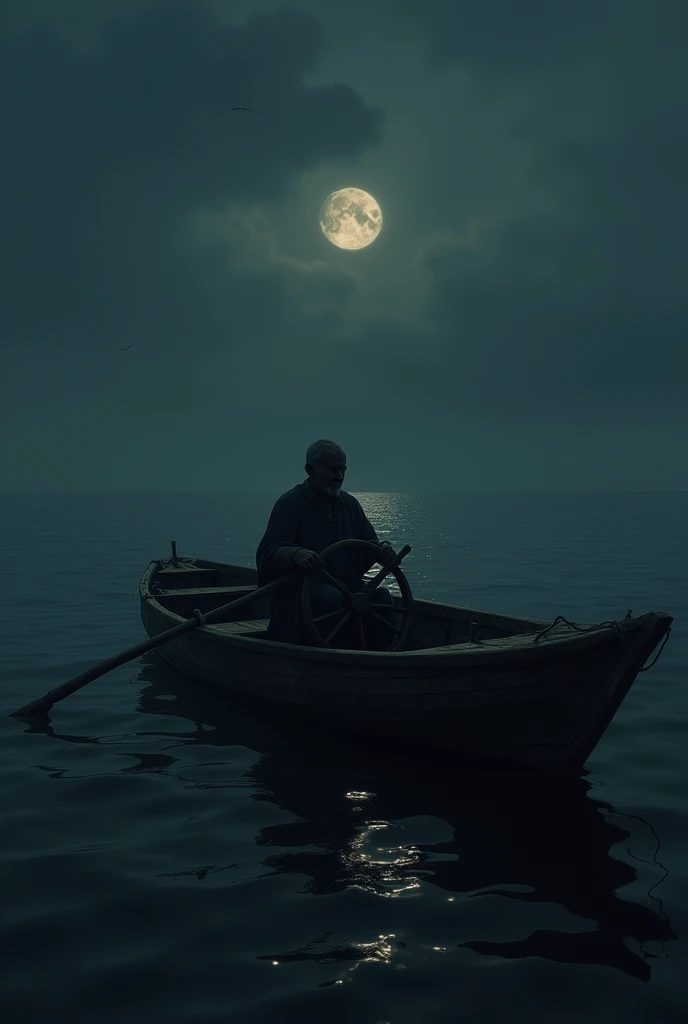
[306,455,347,497]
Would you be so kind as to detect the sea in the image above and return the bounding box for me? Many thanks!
[1,490,686,1023]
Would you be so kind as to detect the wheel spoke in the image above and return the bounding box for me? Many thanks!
[363,566,390,593]
[314,606,351,624]
[368,609,406,637]
[313,565,352,597]
[303,539,412,651]
[326,610,352,645]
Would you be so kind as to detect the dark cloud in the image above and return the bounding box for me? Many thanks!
[389,0,602,80]
[0,0,382,349]
[0,1,149,40]
[2,0,686,490]
[321,0,688,427]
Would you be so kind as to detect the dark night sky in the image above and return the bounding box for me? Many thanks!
[2,0,686,492]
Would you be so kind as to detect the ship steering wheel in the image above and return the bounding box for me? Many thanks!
[301,539,414,651]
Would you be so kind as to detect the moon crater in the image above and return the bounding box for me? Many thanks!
[319,188,383,250]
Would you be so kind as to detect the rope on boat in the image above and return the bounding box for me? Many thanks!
[532,614,672,672]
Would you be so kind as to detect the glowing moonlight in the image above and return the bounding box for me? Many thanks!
[319,188,383,250]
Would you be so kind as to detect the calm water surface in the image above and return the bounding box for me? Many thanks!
[1,491,686,1023]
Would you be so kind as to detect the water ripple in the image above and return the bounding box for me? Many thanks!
[0,491,686,1022]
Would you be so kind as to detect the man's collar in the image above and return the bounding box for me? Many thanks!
[301,478,345,503]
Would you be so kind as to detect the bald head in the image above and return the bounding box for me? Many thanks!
[305,438,347,498]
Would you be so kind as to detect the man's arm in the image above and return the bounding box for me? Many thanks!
[349,497,382,574]
[359,510,380,545]
[346,493,378,544]
[352,497,397,569]
[256,495,304,584]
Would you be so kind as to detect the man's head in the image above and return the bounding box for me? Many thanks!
[305,439,347,498]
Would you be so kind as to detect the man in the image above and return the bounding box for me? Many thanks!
[256,439,397,648]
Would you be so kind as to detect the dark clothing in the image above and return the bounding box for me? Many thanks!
[256,479,385,645]
[257,480,380,588]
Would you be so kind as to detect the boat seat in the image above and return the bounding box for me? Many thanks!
[208,619,270,636]
[153,585,258,598]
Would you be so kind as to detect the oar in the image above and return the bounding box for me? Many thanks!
[10,573,292,719]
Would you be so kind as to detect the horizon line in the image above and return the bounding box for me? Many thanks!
[2,489,687,496]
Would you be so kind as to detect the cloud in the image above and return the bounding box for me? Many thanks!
[189,204,354,315]
[2,0,686,493]
[0,0,383,351]
[389,0,615,80]
[1,0,151,41]
[317,0,688,427]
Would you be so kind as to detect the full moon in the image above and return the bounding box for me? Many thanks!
[319,188,383,250]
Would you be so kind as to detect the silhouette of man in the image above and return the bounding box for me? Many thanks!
[256,439,397,648]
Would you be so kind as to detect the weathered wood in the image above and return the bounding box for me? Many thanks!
[154,568,218,588]
[154,586,257,597]
[137,555,673,772]
[152,586,261,620]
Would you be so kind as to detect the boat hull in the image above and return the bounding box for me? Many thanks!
[139,558,672,772]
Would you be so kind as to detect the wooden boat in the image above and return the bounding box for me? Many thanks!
[139,551,673,773]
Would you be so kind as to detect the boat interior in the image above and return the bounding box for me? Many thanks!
[148,559,544,651]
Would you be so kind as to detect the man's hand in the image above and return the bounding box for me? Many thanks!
[292,548,324,573]
[377,541,397,567]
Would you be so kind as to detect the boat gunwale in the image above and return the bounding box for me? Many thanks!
[139,558,667,670]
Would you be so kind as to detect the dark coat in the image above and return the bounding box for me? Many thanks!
[256,479,380,643]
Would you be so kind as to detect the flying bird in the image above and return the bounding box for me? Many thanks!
[231,107,256,116]
[117,344,134,351]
